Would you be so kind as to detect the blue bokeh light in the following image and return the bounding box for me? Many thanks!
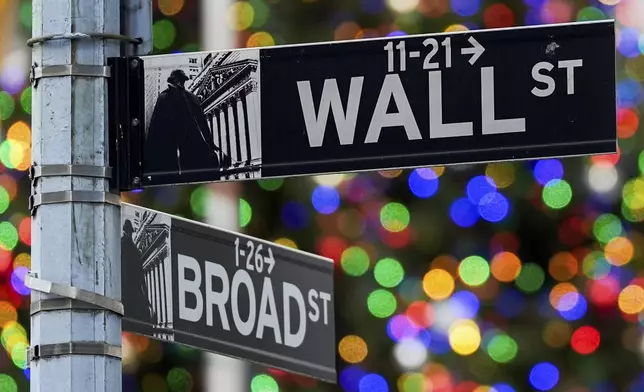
[427,328,451,354]
[416,329,432,348]
[617,27,642,58]
[386,315,419,342]
[281,201,309,230]
[340,366,367,392]
[450,197,479,228]
[495,288,525,318]
[360,0,386,14]
[617,78,644,109]
[558,292,587,321]
[451,0,480,17]
[312,185,340,214]
[359,373,389,392]
[533,159,563,186]
[478,192,510,223]
[449,290,480,319]
[408,168,439,198]
[11,266,30,295]
[529,362,560,391]
[387,30,407,37]
[523,0,546,7]
[467,175,497,204]
[492,383,516,392]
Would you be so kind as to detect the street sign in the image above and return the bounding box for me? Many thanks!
[115,20,616,189]
[120,202,337,382]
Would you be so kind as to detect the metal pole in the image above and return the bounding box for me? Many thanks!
[30,1,121,392]
[200,1,248,390]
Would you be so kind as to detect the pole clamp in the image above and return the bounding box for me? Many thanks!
[26,342,122,368]
[25,273,124,316]
[30,64,111,87]
[29,190,121,215]
[30,298,113,316]
[29,164,113,181]
[27,32,142,48]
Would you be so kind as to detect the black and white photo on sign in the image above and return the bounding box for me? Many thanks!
[143,49,262,181]
[121,205,175,342]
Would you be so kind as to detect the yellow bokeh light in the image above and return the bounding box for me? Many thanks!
[618,285,644,314]
[386,0,419,13]
[338,335,368,364]
[422,269,454,300]
[0,301,17,328]
[604,236,634,266]
[246,32,275,48]
[379,169,403,178]
[485,163,515,188]
[228,1,254,31]
[490,251,521,282]
[275,238,298,249]
[158,0,185,16]
[623,178,644,210]
[474,387,492,392]
[445,24,469,32]
[7,121,30,144]
[13,253,30,269]
[314,174,347,187]
[448,319,481,356]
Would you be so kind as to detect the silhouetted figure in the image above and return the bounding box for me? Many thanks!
[145,69,231,175]
[121,219,154,324]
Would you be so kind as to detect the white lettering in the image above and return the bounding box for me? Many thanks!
[531,61,555,97]
[319,291,331,325]
[204,261,230,330]
[283,282,307,348]
[297,77,364,147]
[481,66,526,135]
[178,254,203,322]
[308,289,319,322]
[428,70,473,138]
[256,277,282,344]
[364,73,422,143]
[558,59,583,95]
[231,270,256,336]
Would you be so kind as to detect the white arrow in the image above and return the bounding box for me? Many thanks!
[461,36,485,65]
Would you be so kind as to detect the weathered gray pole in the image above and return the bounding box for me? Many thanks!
[30,0,122,391]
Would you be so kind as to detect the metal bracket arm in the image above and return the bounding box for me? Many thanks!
[29,190,121,215]
[27,342,122,368]
[25,274,124,316]
[29,164,113,180]
[30,64,111,87]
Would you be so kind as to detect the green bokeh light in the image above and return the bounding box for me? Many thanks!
[341,246,370,276]
[487,334,518,363]
[459,255,490,287]
[258,178,283,191]
[0,186,10,214]
[250,374,279,392]
[250,0,271,28]
[582,251,611,280]
[542,179,572,209]
[367,289,397,318]
[11,342,28,369]
[153,20,177,50]
[401,373,425,392]
[593,213,623,244]
[0,92,15,120]
[240,198,252,228]
[515,263,545,293]
[166,368,193,392]
[189,186,213,218]
[20,2,32,28]
[380,202,410,232]
[0,374,17,392]
[576,6,606,21]
[374,257,405,288]
[20,87,32,115]
[638,151,644,175]
[0,222,18,251]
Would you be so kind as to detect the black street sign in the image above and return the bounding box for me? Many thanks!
[120,20,615,189]
[120,203,336,382]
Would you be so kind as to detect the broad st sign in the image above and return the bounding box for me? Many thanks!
[120,203,336,382]
[133,20,615,188]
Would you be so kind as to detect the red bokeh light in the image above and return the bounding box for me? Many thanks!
[571,326,600,355]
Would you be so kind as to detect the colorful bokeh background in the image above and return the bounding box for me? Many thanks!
[0,0,643,391]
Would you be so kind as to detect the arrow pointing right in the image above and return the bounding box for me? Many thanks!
[461,36,485,65]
